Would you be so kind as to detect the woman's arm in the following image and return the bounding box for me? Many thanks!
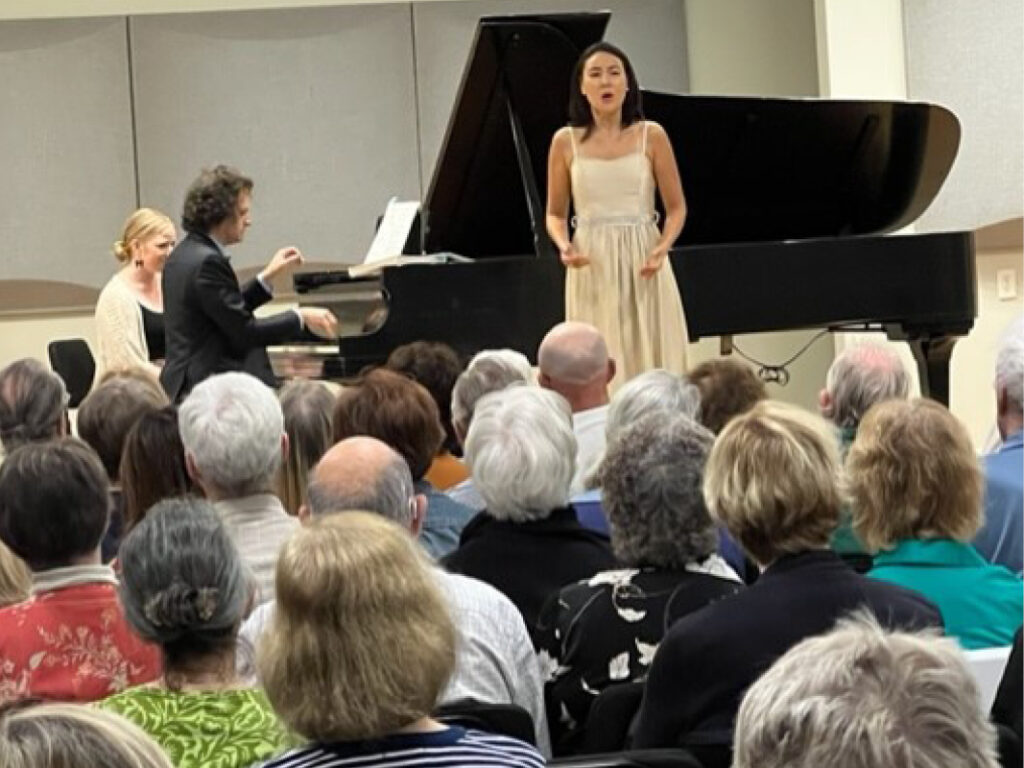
[545,128,588,267]
[642,122,687,277]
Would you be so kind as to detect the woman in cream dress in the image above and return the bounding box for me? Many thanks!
[546,42,688,388]
[94,208,175,378]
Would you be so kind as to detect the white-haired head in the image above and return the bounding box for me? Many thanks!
[733,612,999,768]
[606,369,700,444]
[537,322,614,413]
[995,315,1024,439]
[820,342,910,430]
[178,372,285,499]
[450,348,533,442]
[465,386,576,523]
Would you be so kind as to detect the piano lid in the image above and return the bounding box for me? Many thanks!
[422,13,961,255]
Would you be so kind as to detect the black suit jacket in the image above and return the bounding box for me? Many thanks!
[633,550,943,758]
[160,232,301,401]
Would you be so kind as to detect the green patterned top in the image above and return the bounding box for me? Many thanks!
[98,687,298,768]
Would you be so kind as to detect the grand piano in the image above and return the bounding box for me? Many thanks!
[295,12,975,405]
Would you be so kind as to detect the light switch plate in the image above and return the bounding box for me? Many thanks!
[997,269,1017,301]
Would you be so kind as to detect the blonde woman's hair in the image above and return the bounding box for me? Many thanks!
[703,400,842,565]
[0,540,30,608]
[112,207,173,264]
[0,702,174,768]
[846,398,983,551]
[733,612,999,768]
[276,379,335,516]
[258,512,455,742]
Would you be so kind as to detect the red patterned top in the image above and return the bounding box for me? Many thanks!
[0,575,161,705]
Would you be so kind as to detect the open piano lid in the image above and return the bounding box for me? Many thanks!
[422,13,961,256]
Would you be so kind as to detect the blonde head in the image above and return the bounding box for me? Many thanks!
[0,702,174,768]
[846,399,983,551]
[257,512,455,742]
[0,539,30,608]
[112,208,174,264]
[703,400,842,565]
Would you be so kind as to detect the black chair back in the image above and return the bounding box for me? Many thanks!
[47,339,95,408]
[549,748,704,767]
[434,699,535,745]
[583,681,645,754]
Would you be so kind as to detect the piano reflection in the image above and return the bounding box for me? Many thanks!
[293,12,975,405]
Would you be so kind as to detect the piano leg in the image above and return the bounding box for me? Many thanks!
[906,336,958,407]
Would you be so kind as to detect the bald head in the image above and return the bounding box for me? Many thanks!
[306,436,416,527]
[538,322,614,411]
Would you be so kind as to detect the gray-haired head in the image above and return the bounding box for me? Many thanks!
[306,436,416,528]
[466,386,576,523]
[0,358,67,453]
[117,496,250,672]
[995,315,1024,422]
[178,372,284,499]
[821,342,910,429]
[733,611,1000,768]
[450,348,533,442]
[606,369,700,443]
[598,413,718,568]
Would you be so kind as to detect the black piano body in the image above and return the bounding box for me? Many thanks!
[296,12,976,403]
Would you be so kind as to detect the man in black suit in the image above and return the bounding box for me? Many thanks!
[160,165,337,401]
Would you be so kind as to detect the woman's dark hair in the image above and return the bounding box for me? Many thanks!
[568,41,643,139]
[181,165,253,234]
[118,498,249,676]
[120,407,195,533]
[0,439,109,571]
[385,341,464,456]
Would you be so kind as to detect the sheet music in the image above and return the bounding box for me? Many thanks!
[364,197,420,265]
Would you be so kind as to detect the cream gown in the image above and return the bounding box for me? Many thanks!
[565,122,688,388]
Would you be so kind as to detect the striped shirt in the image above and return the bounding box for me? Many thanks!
[261,726,543,768]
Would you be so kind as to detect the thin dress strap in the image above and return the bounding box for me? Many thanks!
[568,126,578,159]
[641,120,649,154]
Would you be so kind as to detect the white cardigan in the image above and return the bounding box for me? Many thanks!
[94,272,161,378]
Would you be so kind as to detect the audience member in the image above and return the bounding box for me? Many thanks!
[688,358,766,434]
[241,435,551,755]
[100,497,293,767]
[386,340,468,490]
[0,541,30,608]
[633,401,942,768]
[447,348,534,511]
[77,371,169,561]
[974,317,1024,574]
[0,358,68,455]
[120,406,195,533]
[992,627,1023,767]
[333,368,474,558]
[178,372,298,604]
[0,702,174,768]
[0,439,160,704]
[258,513,545,768]
[537,413,742,755]
[276,378,334,516]
[443,386,615,637]
[95,207,176,378]
[538,321,615,494]
[848,398,1023,649]
[818,341,910,565]
[732,613,1000,768]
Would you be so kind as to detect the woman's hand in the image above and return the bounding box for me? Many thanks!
[641,245,669,278]
[560,244,590,269]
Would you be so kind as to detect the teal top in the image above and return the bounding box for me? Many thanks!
[870,539,1023,650]
[99,687,297,768]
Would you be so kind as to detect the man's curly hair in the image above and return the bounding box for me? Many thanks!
[181,165,253,234]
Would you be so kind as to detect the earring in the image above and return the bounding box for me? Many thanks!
[134,259,143,268]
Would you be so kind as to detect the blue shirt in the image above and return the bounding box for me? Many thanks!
[416,480,476,560]
[871,538,1023,649]
[974,430,1023,574]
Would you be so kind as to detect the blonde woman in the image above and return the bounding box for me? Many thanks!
[259,513,545,768]
[0,703,174,768]
[95,208,176,377]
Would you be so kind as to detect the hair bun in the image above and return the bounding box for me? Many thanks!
[112,240,129,262]
[143,583,219,629]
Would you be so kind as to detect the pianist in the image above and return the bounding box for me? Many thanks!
[160,165,338,401]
